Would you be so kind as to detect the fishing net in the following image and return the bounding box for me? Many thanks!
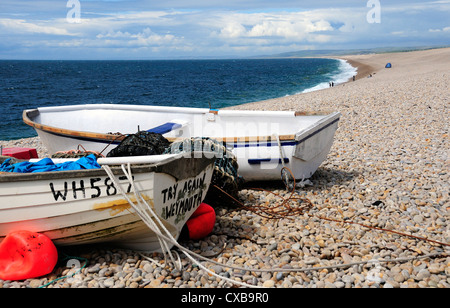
[107,131,171,158]
[52,150,104,159]
[165,137,244,207]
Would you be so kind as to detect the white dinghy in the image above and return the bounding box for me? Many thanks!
[23,104,341,181]
[0,153,215,251]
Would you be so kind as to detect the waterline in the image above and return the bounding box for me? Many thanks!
[301,59,357,94]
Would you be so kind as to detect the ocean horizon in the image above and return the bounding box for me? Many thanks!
[0,58,356,141]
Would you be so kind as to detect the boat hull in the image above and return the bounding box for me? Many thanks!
[0,154,215,251]
[23,104,341,181]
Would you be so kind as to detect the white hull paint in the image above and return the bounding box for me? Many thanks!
[0,153,215,251]
[23,104,340,181]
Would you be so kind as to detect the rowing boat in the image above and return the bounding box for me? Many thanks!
[23,104,340,181]
[0,153,215,251]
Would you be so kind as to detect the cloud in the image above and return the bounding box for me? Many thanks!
[96,27,182,47]
[0,1,449,59]
[0,18,74,36]
[245,18,333,38]
[208,9,360,48]
[429,26,450,32]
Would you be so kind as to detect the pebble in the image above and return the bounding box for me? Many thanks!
[1,50,449,289]
[263,280,275,288]
[416,269,431,281]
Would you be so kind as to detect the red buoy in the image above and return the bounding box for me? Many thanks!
[0,230,58,281]
[185,203,216,240]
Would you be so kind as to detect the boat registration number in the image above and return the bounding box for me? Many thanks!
[49,176,133,202]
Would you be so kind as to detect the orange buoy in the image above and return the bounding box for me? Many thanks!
[185,203,216,240]
[0,230,58,281]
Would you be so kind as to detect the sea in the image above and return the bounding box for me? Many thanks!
[0,58,356,141]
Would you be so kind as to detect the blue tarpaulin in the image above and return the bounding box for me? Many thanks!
[0,154,101,173]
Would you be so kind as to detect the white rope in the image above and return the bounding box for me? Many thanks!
[102,164,261,288]
[273,134,284,168]
[275,134,292,190]
[121,163,179,268]
[102,164,178,268]
[185,249,446,274]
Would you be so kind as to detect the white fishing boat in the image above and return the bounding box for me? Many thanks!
[0,153,215,251]
[23,104,341,181]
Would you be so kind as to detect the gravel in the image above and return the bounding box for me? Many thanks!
[0,48,449,288]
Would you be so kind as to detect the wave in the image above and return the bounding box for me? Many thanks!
[301,59,357,94]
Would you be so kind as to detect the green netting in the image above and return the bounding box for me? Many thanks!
[165,137,243,207]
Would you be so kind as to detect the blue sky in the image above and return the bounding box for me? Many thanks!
[0,1,449,59]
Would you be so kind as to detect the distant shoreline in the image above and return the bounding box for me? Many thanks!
[339,58,376,81]
[227,47,450,112]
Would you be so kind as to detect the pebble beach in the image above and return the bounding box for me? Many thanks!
[0,48,449,289]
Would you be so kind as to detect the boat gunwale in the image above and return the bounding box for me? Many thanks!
[0,152,215,183]
[23,109,127,143]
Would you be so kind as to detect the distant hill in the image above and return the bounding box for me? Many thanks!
[255,45,450,59]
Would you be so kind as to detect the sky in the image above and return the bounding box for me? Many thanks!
[0,0,449,59]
